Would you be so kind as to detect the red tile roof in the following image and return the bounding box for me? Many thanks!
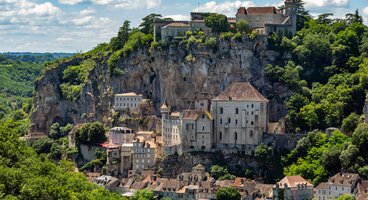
[277,175,313,188]
[247,7,277,14]
[214,82,268,102]
[236,7,247,15]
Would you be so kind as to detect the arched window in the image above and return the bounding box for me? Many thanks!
[228,118,231,124]
[220,107,223,114]
[235,108,239,114]
[234,132,238,140]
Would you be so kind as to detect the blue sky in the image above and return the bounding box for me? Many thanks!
[0,0,367,53]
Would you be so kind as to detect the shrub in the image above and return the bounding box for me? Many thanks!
[63,59,95,85]
[249,30,258,40]
[187,36,199,49]
[220,32,234,41]
[205,37,218,50]
[60,83,82,102]
[232,32,243,42]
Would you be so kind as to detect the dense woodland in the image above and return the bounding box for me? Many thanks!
[1,0,368,198]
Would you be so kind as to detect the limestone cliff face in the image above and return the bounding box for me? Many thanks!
[31,39,290,134]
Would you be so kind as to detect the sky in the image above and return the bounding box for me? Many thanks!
[0,0,367,53]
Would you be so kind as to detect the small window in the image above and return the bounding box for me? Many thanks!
[219,132,222,140]
[235,119,238,125]
[220,119,222,124]
[220,107,223,114]
[235,132,238,140]
[251,121,254,125]
[228,118,231,124]
[235,108,239,114]
[251,104,254,108]
[250,130,253,138]
[202,126,205,130]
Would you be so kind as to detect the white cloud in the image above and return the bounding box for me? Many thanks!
[72,15,94,26]
[196,1,255,16]
[114,0,161,9]
[303,0,350,8]
[163,14,189,21]
[0,1,62,25]
[80,8,95,15]
[58,0,85,5]
[58,0,161,9]
[363,7,368,16]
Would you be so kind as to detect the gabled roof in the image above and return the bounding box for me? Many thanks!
[236,7,247,15]
[277,175,313,188]
[329,173,360,187]
[315,182,328,189]
[183,110,213,120]
[247,6,277,14]
[214,82,268,102]
[163,22,190,28]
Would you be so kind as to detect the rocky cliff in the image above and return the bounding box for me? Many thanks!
[31,38,290,134]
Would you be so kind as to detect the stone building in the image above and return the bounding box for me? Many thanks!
[108,127,135,145]
[161,101,182,155]
[211,82,269,154]
[121,142,134,173]
[236,0,297,35]
[315,173,361,200]
[181,110,213,152]
[160,22,191,41]
[154,0,297,41]
[132,136,158,172]
[273,175,314,200]
[114,92,143,111]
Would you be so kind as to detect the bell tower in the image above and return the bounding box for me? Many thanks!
[284,0,297,35]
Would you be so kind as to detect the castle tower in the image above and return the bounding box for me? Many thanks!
[284,0,297,35]
[363,94,368,124]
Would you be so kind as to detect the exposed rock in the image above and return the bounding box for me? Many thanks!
[31,38,291,134]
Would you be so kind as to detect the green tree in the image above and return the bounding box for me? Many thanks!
[32,137,53,154]
[75,122,107,145]
[254,143,272,160]
[204,13,229,33]
[345,9,363,24]
[131,189,154,200]
[316,13,334,24]
[111,20,131,51]
[236,20,249,34]
[139,13,162,35]
[341,113,360,135]
[337,194,356,200]
[49,122,61,139]
[352,123,368,157]
[215,187,241,200]
[210,165,228,179]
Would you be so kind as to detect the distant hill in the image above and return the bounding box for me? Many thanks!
[0,52,74,63]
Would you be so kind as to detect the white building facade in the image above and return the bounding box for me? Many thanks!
[315,173,360,200]
[114,92,143,111]
[161,102,182,155]
[211,82,269,154]
[109,127,135,144]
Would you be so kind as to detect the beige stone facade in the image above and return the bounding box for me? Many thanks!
[211,82,269,154]
[114,92,143,111]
